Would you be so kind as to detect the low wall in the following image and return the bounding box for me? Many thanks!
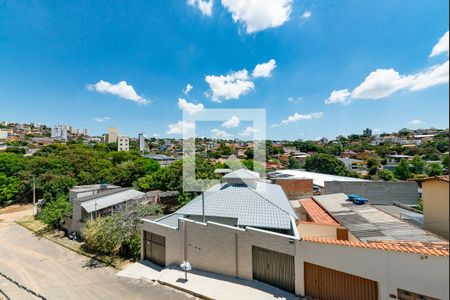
[275,179,313,200]
[324,181,418,205]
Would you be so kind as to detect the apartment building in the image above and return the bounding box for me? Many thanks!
[118,135,129,151]
[107,127,118,143]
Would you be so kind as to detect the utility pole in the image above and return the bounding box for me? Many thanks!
[202,192,205,223]
[32,176,36,215]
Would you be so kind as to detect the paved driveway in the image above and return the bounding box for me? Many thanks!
[0,208,189,300]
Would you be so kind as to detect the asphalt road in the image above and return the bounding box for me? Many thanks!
[0,208,189,300]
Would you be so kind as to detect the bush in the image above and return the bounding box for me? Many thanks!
[377,169,395,181]
[38,196,72,228]
[83,215,123,254]
[304,153,348,176]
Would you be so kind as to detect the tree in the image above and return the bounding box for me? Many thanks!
[395,158,412,180]
[377,169,395,181]
[244,148,254,159]
[38,173,76,201]
[410,156,426,174]
[304,153,348,176]
[287,157,301,169]
[38,196,72,228]
[442,154,449,167]
[0,174,19,204]
[426,162,443,176]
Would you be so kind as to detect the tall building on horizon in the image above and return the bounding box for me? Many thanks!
[118,135,129,151]
[107,127,118,143]
[139,133,145,153]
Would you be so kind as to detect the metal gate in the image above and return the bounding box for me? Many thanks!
[304,262,378,300]
[252,246,295,293]
[144,231,166,267]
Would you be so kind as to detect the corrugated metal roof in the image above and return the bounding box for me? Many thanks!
[313,193,444,243]
[176,181,296,230]
[80,189,145,213]
[223,169,260,179]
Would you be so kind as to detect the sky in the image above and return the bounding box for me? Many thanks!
[0,0,448,140]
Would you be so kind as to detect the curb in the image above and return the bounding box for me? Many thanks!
[157,279,212,300]
[15,220,123,270]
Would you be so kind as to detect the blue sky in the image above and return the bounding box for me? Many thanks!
[0,0,448,140]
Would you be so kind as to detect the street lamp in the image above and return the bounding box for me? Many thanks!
[180,261,192,282]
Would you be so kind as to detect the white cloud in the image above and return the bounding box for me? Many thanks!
[301,11,311,20]
[92,116,111,122]
[166,121,195,135]
[87,80,150,105]
[187,0,213,16]
[430,31,449,57]
[183,83,193,95]
[287,97,302,103]
[221,0,292,34]
[351,69,414,99]
[280,112,323,125]
[211,128,232,139]
[178,98,204,114]
[239,126,259,137]
[327,33,449,105]
[222,115,240,128]
[408,119,424,126]
[325,89,351,105]
[205,69,255,102]
[252,59,277,78]
[409,60,449,91]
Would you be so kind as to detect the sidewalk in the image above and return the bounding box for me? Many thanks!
[118,261,298,300]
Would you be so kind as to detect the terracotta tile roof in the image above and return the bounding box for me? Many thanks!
[303,237,449,257]
[299,198,340,226]
[418,175,449,182]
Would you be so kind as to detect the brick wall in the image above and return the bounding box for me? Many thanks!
[275,179,313,200]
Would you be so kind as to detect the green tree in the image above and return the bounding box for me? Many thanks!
[38,196,72,228]
[442,154,449,167]
[426,162,443,176]
[304,153,348,176]
[410,156,426,174]
[395,158,412,180]
[287,157,301,169]
[0,174,20,204]
[377,169,395,181]
[38,173,76,201]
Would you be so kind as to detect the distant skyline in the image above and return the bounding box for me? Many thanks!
[0,1,448,140]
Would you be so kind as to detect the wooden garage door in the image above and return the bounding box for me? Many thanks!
[252,246,295,293]
[304,262,378,300]
[144,231,166,267]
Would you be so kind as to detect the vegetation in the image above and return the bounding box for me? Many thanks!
[0,143,160,205]
[304,153,348,176]
[37,196,72,228]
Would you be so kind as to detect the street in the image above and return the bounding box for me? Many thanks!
[0,207,189,300]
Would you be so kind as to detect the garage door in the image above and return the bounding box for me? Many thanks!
[252,246,295,293]
[144,231,166,267]
[304,262,378,300]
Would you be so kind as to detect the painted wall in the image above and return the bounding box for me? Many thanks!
[297,222,339,239]
[140,218,448,299]
[423,180,449,239]
[298,241,449,300]
[324,181,418,205]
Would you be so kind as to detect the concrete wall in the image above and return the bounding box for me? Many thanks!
[275,179,313,200]
[324,181,419,205]
[298,241,449,300]
[140,218,448,299]
[296,222,339,239]
[423,180,449,239]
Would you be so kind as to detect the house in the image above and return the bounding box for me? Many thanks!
[144,154,178,167]
[139,169,448,299]
[65,185,146,234]
[420,175,449,239]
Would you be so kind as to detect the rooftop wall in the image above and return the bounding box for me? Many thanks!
[324,181,418,205]
[275,179,313,200]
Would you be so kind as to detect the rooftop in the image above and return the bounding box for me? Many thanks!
[299,198,340,226]
[268,170,367,188]
[79,188,145,213]
[303,237,449,257]
[311,193,444,243]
